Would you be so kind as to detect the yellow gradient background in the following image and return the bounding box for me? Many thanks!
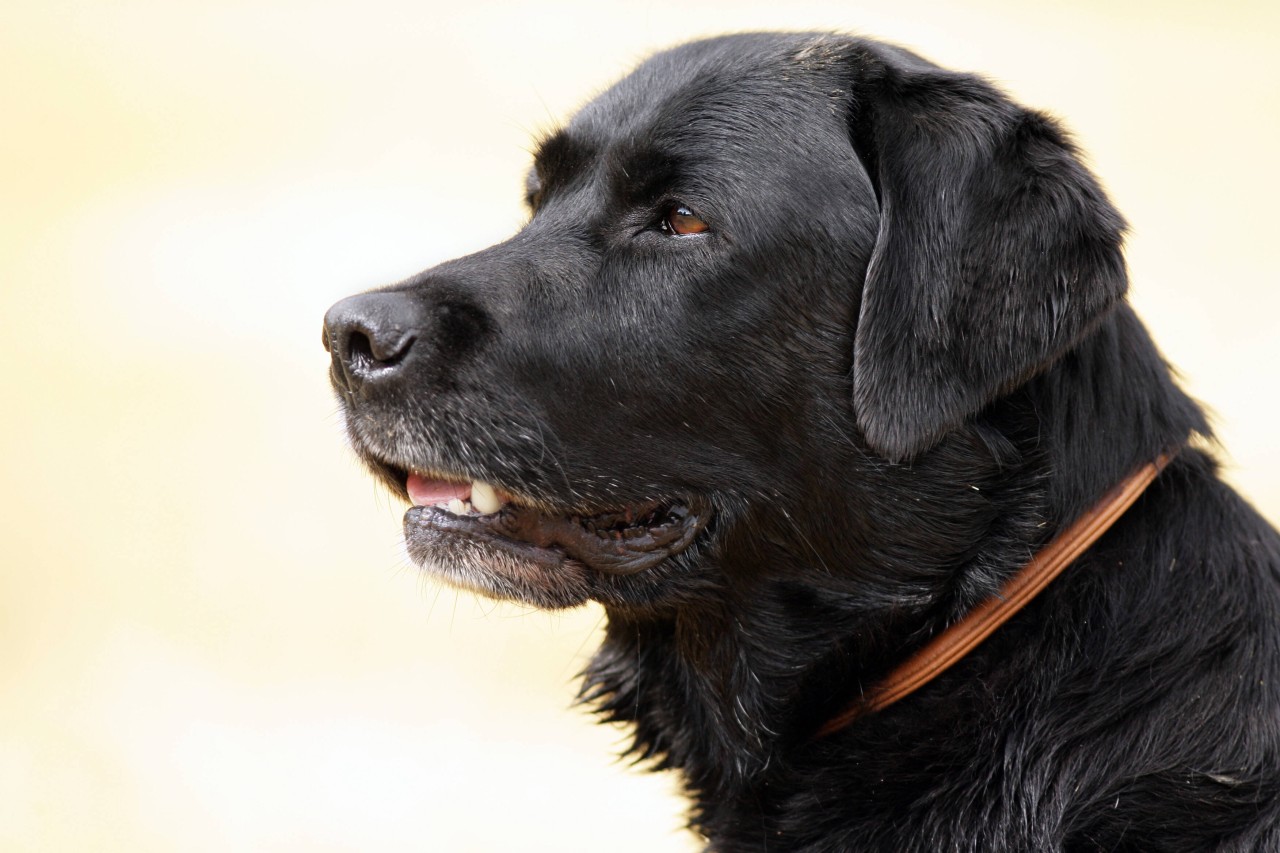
[3,2,1277,850]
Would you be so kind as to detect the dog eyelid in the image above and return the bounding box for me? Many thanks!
[661,205,710,236]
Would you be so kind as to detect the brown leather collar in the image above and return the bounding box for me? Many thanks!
[815,453,1174,739]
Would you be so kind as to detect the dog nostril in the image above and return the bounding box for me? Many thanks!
[347,328,377,370]
[342,325,415,377]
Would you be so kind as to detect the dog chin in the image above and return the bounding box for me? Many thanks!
[404,509,597,608]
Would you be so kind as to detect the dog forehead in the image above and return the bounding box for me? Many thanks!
[568,33,854,148]
[522,34,859,206]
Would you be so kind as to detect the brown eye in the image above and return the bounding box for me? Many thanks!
[662,205,709,236]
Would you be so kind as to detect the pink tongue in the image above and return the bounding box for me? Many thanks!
[406,474,471,507]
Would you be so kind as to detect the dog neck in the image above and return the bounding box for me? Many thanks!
[815,452,1174,738]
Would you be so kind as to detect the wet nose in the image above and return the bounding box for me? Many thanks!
[322,291,422,392]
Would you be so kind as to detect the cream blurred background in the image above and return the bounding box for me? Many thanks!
[2,0,1276,850]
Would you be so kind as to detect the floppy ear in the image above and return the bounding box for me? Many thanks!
[847,45,1128,461]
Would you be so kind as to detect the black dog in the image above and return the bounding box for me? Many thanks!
[324,33,1280,850]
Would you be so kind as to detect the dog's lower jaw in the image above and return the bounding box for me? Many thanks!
[405,525,596,609]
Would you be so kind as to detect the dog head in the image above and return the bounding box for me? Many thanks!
[323,33,1126,611]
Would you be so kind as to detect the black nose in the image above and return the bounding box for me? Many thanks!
[323,291,421,392]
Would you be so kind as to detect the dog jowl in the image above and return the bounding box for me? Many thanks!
[324,33,1280,851]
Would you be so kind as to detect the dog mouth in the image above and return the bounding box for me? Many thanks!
[400,472,709,577]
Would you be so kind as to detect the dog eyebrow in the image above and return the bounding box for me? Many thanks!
[611,142,684,205]
[532,130,597,196]
[530,131,687,212]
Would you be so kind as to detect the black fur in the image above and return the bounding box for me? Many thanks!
[324,33,1280,850]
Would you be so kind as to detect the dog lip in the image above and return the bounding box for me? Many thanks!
[405,497,709,576]
[350,439,710,576]
[405,504,570,572]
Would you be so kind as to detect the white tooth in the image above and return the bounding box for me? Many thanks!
[470,481,503,514]
[447,498,466,515]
